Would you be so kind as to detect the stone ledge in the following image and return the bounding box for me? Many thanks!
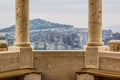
[0,68,41,79]
[33,50,85,56]
[0,51,19,54]
[77,68,120,79]
[99,51,120,59]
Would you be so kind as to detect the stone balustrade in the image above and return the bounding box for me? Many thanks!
[0,40,7,51]
[109,40,120,52]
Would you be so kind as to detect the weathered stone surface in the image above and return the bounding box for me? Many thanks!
[19,48,33,69]
[99,51,120,59]
[0,52,19,72]
[0,48,7,51]
[20,74,41,80]
[0,40,7,51]
[8,47,33,69]
[109,40,120,52]
[14,0,31,47]
[85,46,109,68]
[100,51,120,72]
[87,0,103,46]
[33,51,85,80]
[0,40,7,48]
[77,74,94,80]
[100,57,120,72]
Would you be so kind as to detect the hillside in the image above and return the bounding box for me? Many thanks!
[0,18,73,32]
[0,18,118,50]
[104,32,120,45]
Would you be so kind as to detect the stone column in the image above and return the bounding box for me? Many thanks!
[87,0,104,46]
[14,0,31,47]
[85,0,109,69]
[8,0,33,69]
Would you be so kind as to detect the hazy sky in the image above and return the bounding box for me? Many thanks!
[0,0,120,32]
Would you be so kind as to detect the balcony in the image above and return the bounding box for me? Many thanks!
[0,0,120,80]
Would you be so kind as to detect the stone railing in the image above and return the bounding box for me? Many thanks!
[0,51,19,72]
[0,40,7,51]
[109,40,120,52]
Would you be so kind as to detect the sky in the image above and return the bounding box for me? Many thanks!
[0,0,120,32]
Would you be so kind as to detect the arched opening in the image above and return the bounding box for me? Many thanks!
[30,0,88,50]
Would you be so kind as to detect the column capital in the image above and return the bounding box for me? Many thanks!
[85,46,109,69]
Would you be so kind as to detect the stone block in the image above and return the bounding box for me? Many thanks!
[85,46,109,68]
[77,74,95,80]
[8,46,33,69]
[21,74,41,80]
[33,51,85,80]
[0,52,19,72]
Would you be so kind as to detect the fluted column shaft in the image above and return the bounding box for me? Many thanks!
[87,0,103,46]
[14,0,31,47]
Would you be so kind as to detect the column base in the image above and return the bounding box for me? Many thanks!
[8,46,33,69]
[87,42,104,46]
[85,46,109,69]
[14,42,33,48]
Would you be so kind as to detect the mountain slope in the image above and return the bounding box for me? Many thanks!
[104,32,120,45]
[0,18,117,50]
[0,18,73,32]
